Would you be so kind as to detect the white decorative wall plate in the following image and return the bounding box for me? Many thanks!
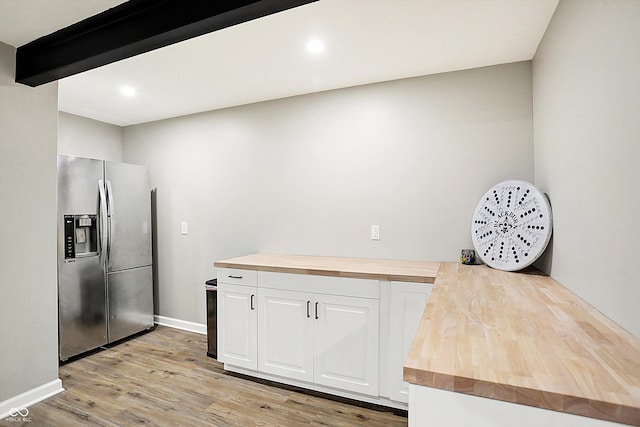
[471,180,552,271]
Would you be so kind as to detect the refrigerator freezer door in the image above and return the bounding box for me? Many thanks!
[107,266,154,342]
[105,161,152,271]
[58,155,108,361]
[57,155,103,215]
[58,257,108,360]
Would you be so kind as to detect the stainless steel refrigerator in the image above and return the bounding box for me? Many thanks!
[57,155,153,361]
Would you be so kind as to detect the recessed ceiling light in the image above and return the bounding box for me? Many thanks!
[306,38,325,55]
[120,86,136,97]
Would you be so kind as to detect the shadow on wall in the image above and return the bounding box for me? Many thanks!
[151,188,159,315]
[534,192,553,274]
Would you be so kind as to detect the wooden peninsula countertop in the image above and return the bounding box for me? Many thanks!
[404,262,640,426]
[214,253,441,283]
[214,254,640,425]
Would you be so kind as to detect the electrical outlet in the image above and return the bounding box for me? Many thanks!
[181,221,188,235]
[371,224,380,240]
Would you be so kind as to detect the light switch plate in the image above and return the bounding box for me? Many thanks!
[181,221,188,235]
[371,224,380,240]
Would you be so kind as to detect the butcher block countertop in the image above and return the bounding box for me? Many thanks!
[404,262,640,426]
[214,253,441,283]
[214,254,640,425]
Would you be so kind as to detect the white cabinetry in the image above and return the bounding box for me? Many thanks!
[388,281,432,403]
[258,288,314,382]
[409,384,625,427]
[216,266,419,406]
[257,273,380,397]
[314,293,379,395]
[217,269,258,370]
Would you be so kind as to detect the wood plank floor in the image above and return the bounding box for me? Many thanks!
[7,326,408,426]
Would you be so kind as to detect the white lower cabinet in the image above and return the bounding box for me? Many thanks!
[257,288,314,382]
[216,268,422,407]
[388,281,432,403]
[314,293,379,396]
[217,283,258,370]
[257,287,379,396]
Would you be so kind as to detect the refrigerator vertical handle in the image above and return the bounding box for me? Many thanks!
[105,180,115,268]
[98,179,108,267]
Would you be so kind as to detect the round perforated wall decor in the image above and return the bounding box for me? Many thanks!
[471,180,552,271]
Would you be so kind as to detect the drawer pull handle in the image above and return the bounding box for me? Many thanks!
[229,275,243,279]
[307,301,311,318]
[315,302,319,320]
[250,294,255,310]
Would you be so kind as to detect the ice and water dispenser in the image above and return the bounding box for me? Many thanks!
[63,214,98,259]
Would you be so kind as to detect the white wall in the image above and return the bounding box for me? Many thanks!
[58,111,123,161]
[533,0,640,337]
[124,62,534,324]
[0,42,60,403]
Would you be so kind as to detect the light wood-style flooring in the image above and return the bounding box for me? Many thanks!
[8,326,408,426]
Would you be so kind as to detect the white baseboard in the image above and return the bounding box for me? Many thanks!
[0,379,64,420]
[154,315,206,335]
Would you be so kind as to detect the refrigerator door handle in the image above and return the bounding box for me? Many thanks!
[98,179,108,267]
[106,179,115,268]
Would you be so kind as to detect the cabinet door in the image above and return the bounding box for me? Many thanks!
[258,288,314,382]
[217,283,257,370]
[314,295,379,396]
[389,282,432,403]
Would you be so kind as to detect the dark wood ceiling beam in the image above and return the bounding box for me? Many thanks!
[16,0,317,87]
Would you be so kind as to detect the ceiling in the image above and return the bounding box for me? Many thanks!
[1,0,559,127]
[0,1,126,47]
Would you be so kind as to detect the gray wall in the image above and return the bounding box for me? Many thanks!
[124,62,534,324]
[58,111,123,161]
[0,42,59,401]
[533,0,640,337]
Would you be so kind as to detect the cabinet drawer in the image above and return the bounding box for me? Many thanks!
[258,271,378,299]
[217,268,257,286]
